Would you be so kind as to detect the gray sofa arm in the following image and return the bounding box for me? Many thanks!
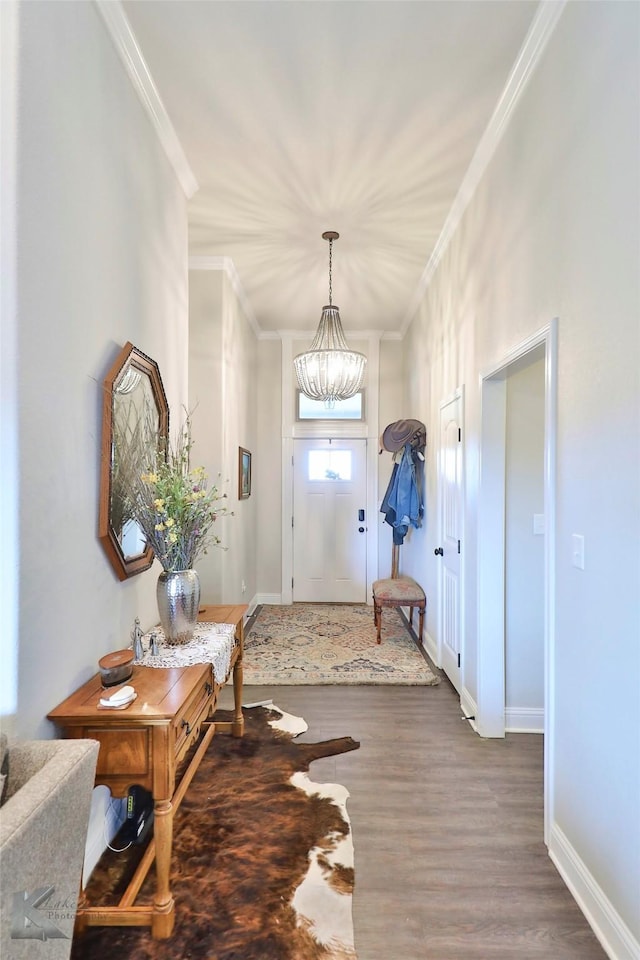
[0,738,99,959]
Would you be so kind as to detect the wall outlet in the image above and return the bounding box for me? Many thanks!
[572,534,585,570]
[533,513,545,536]
[241,580,246,594]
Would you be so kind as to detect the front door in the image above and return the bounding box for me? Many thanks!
[293,438,367,602]
[437,392,463,691]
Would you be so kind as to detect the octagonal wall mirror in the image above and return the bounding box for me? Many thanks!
[98,342,169,580]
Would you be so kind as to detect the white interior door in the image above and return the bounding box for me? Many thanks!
[293,438,367,602]
[437,392,463,691]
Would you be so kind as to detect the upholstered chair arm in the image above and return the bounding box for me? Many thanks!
[0,738,99,959]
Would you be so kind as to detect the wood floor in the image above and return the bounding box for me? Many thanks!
[219,676,607,960]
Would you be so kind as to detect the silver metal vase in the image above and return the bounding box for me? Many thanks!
[156,569,201,644]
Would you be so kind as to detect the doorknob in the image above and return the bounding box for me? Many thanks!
[358,526,365,533]
[434,547,443,556]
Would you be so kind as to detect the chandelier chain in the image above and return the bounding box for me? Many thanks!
[328,238,333,306]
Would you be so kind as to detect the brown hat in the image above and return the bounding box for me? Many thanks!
[380,419,426,453]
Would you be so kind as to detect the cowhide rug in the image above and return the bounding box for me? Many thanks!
[71,703,360,960]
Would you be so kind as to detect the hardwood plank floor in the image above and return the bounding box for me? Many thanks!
[220,677,607,960]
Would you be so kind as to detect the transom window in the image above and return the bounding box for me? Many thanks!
[297,391,364,421]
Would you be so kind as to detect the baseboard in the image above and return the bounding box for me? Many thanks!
[460,687,479,733]
[253,593,281,607]
[505,706,544,733]
[549,822,640,960]
[423,628,439,667]
[243,593,259,617]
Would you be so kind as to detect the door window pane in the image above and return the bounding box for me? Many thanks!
[308,450,352,481]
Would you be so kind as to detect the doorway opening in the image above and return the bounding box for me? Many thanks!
[504,352,545,733]
[477,320,557,844]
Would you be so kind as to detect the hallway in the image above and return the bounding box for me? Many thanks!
[221,680,607,959]
[4,3,637,953]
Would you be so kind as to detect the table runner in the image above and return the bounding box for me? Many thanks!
[134,622,236,683]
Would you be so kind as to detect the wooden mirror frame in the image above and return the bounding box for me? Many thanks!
[98,342,169,581]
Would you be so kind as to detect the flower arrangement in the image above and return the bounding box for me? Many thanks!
[115,409,229,572]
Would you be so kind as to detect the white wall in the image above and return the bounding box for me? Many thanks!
[402,1,639,950]
[378,339,406,579]
[188,266,258,606]
[1,1,20,728]
[220,271,258,604]
[189,269,225,601]
[505,356,545,725]
[256,338,283,598]
[8,0,189,740]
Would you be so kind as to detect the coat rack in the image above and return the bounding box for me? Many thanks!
[379,418,426,559]
[372,418,427,643]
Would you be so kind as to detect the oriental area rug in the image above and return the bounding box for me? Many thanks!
[243,603,439,686]
[71,704,360,960]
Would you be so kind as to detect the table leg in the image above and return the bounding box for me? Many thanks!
[151,798,175,938]
[73,889,89,938]
[232,622,245,737]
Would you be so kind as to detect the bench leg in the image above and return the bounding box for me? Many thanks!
[374,601,382,644]
[418,605,425,644]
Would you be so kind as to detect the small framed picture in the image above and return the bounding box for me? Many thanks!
[238,447,252,500]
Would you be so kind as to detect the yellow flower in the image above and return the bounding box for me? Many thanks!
[168,531,178,543]
[142,472,158,484]
[154,498,165,509]
[164,517,175,528]
[155,522,165,531]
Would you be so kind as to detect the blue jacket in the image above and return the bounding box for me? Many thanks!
[380,444,423,544]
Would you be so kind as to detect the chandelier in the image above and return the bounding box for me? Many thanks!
[294,231,367,406]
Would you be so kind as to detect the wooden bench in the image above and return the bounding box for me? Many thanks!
[372,575,426,645]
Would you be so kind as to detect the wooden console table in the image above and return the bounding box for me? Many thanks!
[48,604,246,939]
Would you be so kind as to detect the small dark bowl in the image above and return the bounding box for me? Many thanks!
[99,649,134,688]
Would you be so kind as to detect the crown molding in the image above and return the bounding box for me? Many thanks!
[94,0,198,199]
[189,256,227,271]
[402,0,566,334]
[188,256,260,337]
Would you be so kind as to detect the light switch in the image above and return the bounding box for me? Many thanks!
[533,514,545,536]
[572,534,585,570]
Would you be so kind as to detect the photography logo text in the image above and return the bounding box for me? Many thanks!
[11,886,76,941]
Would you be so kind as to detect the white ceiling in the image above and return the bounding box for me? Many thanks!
[122,0,538,335]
